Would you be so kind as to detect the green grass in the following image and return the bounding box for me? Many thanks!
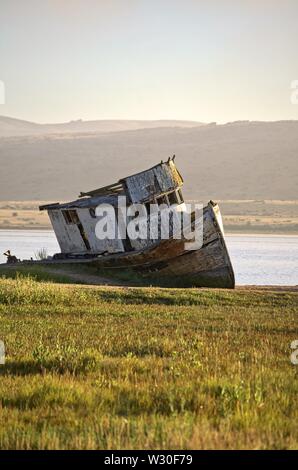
[0,265,76,284]
[0,263,160,286]
[0,273,297,449]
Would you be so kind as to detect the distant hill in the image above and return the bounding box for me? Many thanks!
[0,116,204,137]
[0,120,297,201]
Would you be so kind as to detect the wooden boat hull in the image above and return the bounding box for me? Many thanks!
[91,202,235,288]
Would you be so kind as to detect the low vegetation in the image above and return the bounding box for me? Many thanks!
[0,272,297,449]
[34,248,48,261]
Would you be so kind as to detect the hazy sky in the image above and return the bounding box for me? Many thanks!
[0,0,297,123]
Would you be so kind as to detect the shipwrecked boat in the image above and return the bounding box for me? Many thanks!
[39,157,235,288]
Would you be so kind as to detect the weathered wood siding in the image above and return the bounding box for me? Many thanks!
[77,208,124,253]
[49,208,125,254]
[126,203,186,251]
[48,210,87,253]
[125,162,183,204]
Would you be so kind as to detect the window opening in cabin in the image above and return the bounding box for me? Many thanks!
[177,189,184,204]
[89,208,96,218]
[62,209,91,251]
[62,209,80,225]
[167,191,179,206]
[156,195,168,207]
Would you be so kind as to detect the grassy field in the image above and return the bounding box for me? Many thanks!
[0,270,297,449]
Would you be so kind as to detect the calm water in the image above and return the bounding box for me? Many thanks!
[0,230,297,286]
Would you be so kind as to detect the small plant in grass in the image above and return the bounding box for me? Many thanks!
[35,248,48,260]
[32,338,102,375]
[32,340,51,373]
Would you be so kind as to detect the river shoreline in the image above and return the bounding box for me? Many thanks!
[1,200,297,234]
[1,225,298,236]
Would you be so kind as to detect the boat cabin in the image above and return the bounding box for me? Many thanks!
[39,157,185,256]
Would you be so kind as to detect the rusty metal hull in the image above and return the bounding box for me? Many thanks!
[91,202,235,288]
